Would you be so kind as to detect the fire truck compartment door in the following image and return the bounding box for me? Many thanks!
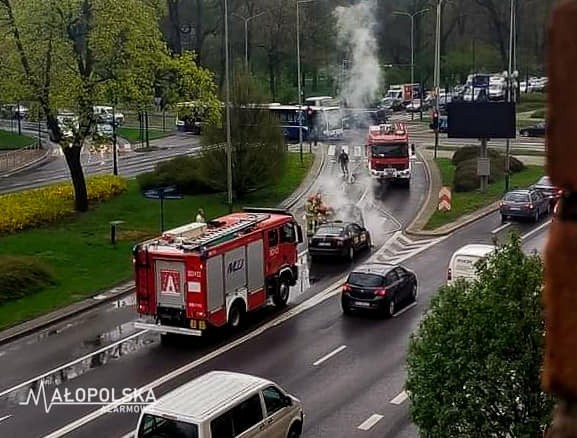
[155,260,186,309]
[206,255,225,312]
[224,247,248,295]
[247,240,265,292]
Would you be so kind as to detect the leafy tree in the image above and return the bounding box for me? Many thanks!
[406,234,552,437]
[199,66,286,199]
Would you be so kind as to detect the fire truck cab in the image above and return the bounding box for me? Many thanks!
[366,122,412,187]
[133,208,303,339]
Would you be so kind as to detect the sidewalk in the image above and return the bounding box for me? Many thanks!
[0,146,325,344]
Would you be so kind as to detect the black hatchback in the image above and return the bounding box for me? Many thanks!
[341,263,418,317]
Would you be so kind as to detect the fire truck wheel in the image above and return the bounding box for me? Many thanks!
[228,301,245,330]
[273,277,290,307]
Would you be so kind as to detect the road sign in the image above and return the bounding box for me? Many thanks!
[438,186,452,211]
[142,186,184,232]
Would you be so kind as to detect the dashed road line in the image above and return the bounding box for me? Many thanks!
[521,219,552,240]
[390,390,409,405]
[0,414,13,424]
[491,222,512,234]
[312,345,347,366]
[357,414,384,431]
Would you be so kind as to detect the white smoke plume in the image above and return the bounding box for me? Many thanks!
[334,0,382,108]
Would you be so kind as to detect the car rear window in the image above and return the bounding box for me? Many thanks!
[317,226,344,236]
[504,192,529,202]
[138,414,199,438]
[347,272,384,287]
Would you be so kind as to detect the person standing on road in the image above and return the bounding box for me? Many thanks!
[338,149,349,177]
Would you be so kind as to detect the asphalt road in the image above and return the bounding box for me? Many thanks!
[0,133,199,194]
[0,141,430,437]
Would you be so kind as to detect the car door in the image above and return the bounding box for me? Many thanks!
[231,394,265,438]
[349,224,363,250]
[384,270,401,302]
[259,386,296,438]
[394,267,411,301]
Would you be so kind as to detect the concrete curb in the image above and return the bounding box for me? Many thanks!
[404,150,435,237]
[0,147,326,345]
[0,148,50,178]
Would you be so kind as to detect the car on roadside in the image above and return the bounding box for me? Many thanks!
[519,122,546,137]
[379,97,404,112]
[500,188,551,223]
[341,262,418,317]
[308,221,371,261]
[94,122,114,139]
[530,175,562,206]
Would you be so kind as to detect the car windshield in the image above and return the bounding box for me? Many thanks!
[536,176,552,186]
[316,226,344,236]
[504,192,530,202]
[348,272,384,288]
[371,143,408,158]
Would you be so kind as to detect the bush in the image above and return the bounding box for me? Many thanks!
[0,175,127,234]
[452,147,525,192]
[136,156,217,195]
[0,256,56,304]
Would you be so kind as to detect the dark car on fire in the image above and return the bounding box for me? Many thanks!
[309,221,371,261]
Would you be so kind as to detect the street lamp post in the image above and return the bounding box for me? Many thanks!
[433,0,443,159]
[232,12,265,66]
[296,0,314,165]
[505,0,517,193]
[112,99,118,176]
[224,0,233,212]
[393,9,429,121]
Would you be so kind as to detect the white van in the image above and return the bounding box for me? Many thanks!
[135,371,304,438]
[447,244,496,284]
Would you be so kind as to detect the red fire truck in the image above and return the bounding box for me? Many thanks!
[366,122,412,187]
[133,208,303,339]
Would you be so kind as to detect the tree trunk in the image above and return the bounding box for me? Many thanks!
[268,55,276,100]
[166,0,182,54]
[63,146,88,212]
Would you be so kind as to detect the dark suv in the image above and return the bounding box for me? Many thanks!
[341,263,418,317]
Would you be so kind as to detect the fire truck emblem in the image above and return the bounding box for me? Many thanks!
[160,270,180,295]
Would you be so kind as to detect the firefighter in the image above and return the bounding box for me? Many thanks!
[338,149,349,177]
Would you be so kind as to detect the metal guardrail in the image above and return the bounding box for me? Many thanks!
[0,143,44,172]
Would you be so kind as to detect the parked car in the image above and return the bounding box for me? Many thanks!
[135,371,304,438]
[94,122,114,138]
[530,176,562,206]
[341,263,418,317]
[309,221,371,261]
[94,105,124,126]
[405,99,426,113]
[519,122,546,137]
[500,188,551,222]
[447,244,496,284]
[379,98,404,112]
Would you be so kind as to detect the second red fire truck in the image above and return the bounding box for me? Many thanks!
[133,208,303,340]
[366,122,413,187]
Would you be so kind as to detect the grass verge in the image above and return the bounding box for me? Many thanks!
[0,153,313,329]
[424,157,544,230]
[0,129,36,150]
[425,145,544,157]
[117,127,174,144]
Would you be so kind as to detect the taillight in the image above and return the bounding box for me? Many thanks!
[342,284,351,293]
[499,201,503,208]
[447,268,452,281]
[375,288,387,296]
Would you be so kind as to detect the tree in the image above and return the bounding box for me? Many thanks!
[0,0,219,212]
[199,66,286,199]
[406,234,553,437]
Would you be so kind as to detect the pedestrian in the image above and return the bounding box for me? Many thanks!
[337,149,349,176]
[196,208,206,223]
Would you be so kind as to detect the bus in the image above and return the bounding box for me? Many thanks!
[267,103,344,142]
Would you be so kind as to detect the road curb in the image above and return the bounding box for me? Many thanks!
[0,148,50,178]
[404,149,436,237]
[0,147,326,345]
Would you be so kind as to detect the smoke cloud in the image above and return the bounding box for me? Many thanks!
[334,0,382,108]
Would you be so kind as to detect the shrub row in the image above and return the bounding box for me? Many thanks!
[0,256,56,304]
[452,146,525,192]
[0,175,127,234]
[136,156,218,195]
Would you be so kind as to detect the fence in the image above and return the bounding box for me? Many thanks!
[0,143,45,173]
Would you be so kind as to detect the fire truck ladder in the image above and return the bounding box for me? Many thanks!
[181,214,268,250]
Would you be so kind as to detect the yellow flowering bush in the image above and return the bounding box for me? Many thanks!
[0,175,127,234]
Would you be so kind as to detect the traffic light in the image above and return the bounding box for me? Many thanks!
[432,111,439,131]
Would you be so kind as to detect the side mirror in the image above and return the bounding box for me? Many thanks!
[284,396,293,406]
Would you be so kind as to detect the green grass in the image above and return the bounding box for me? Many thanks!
[517,119,542,128]
[426,145,545,157]
[0,129,36,150]
[424,158,544,230]
[0,153,313,329]
[117,127,173,144]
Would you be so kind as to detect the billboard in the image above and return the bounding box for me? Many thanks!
[447,102,516,139]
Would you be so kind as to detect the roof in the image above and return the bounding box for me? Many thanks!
[452,244,496,258]
[367,123,408,142]
[350,262,397,276]
[142,371,272,423]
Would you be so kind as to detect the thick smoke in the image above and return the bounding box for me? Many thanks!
[334,0,382,108]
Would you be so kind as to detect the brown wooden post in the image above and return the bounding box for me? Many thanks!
[543,1,577,436]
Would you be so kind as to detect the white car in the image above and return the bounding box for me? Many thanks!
[447,244,496,284]
[94,105,124,125]
[95,123,114,138]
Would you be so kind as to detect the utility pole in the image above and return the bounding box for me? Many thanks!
[433,0,442,160]
[296,0,314,165]
[505,0,515,193]
[112,100,118,176]
[225,0,233,212]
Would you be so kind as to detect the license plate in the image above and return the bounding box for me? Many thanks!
[510,207,521,211]
[354,301,372,308]
[385,169,394,174]
[318,242,331,247]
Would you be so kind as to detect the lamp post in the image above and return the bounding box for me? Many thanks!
[224,0,233,212]
[112,98,118,176]
[296,0,315,165]
[504,0,518,193]
[433,0,443,159]
[232,12,265,66]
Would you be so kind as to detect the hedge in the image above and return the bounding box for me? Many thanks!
[0,256,56,304]
[0,175,127,234]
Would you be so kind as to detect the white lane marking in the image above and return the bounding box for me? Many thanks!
[0,414,12,423]
[393,302,417,318]
[42,279,348,438]
[357,414,383,431]
[390,390,409,405]
[312,345,347,366]
[328,145,336,156]
[119,433,132,438]
[521,219,552,241]
[491,222,511,234]
[0,330,147,398]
